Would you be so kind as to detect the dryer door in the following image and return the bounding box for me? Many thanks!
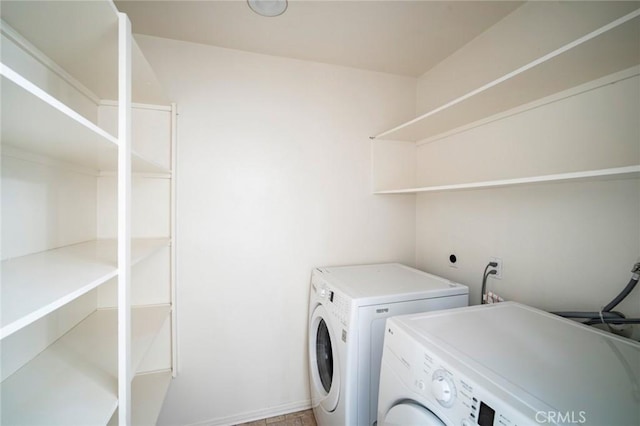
[309,305,340,412]
[384,402,445,426]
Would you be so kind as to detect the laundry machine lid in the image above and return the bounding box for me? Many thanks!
[384,402,445,426]
[318,263,467,304]
[395,302,640,425]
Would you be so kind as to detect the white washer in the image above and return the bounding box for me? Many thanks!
[308,263,469,426]
[378,302,640,426]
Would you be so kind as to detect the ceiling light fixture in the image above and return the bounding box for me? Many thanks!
[247,0,288,17]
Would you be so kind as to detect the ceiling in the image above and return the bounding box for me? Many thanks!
[115,0,523,78]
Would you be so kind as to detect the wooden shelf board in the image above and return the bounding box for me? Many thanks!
[374,166,640,195]
[0,305,170,425]
[1,66,119,169]
[1,238,170,340]
[374,9,640,142]
[1,67,169,173]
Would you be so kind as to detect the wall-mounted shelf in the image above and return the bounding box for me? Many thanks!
[374,166,640,195]
[1,238,169,340]
[0,306,170,425]
[372,9,640,142]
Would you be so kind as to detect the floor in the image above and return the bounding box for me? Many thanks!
[236,409,317,426]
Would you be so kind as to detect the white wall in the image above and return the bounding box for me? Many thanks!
[135,35,417,425]
[416,180,640,317]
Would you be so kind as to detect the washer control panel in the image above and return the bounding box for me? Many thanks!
[311,270,351,327]
[382,320,534,426]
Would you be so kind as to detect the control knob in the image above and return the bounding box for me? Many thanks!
[432,370,456,407]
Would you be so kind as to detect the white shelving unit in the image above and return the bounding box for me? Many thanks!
[371,7,640,194]
[1,306,170,425]
[1,1,175,425]
[1,238,169,340]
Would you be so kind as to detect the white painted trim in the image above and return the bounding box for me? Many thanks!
[184,400,312,426]
[416,66,640,146]
[1,145,99,177]
[374,166,640,195]
[99,99,172,111]
[0,19,101,105]
[117,12,133,426]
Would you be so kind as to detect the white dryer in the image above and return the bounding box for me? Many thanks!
[308,263,469,426]
[378,302,640,426]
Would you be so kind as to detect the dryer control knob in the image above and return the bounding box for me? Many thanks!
[432,370,456,407]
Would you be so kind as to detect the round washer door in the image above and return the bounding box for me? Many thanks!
[309,304,340,412]
[383,402,445,426]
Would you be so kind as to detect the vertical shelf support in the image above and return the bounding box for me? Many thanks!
[118,12,133,426]
[170,103,179,377]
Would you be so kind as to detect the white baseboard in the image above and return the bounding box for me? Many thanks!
[185,399,312,426]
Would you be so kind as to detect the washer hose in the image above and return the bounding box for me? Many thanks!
[602,276,639,312]
[481,262,498,305]
[553,261,640,326]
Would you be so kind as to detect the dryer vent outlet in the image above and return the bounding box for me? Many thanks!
[448,253,458,268]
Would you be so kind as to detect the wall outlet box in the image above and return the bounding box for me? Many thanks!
[449,251,458,268]
[489,257,503,279]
